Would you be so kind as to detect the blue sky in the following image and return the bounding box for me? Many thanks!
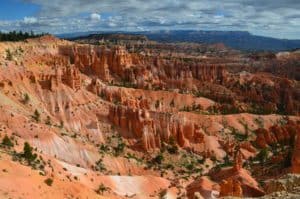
[0,0,299,39]
[0,0,39,20]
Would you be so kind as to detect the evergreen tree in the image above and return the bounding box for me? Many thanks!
[23,142,37,164]
[32,109,41,122]
[0,31,45,42]
[2,135,14,148]
[5,49,13,60]
[23,93,30,104]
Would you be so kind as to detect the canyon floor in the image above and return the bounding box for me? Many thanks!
[0,35,299,199]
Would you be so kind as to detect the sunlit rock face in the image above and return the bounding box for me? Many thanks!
[59,44,228,90]
[254,121,299,148]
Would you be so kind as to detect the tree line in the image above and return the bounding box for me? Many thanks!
[0,31,46,41]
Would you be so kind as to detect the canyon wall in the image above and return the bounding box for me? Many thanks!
[254,121,299,148]
[58,45,227,90]
[26,65,81,91]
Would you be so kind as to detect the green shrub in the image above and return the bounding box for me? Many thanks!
[164,163,175,170]
[167,136,178,154]
[197,158,205,164]
[5,49,13,61]
[234,132,248,141]
[254,117,264,128]
[59,121,64,128]
[94,159,106,172]
[45,116,51,125]
[210,156,217,162]
[95,183,109,195]
[44,178,53,186]
[32,109,40,122]
[223,155,232,166]
[152,153,164,165]
[23,142,37,164]
[99,144,109,153]
[2,135,14,148]
[23,93,30,104]
[113,142,125,156]
[167,145,178,154]
[256,148,269,165]
[184,163,194,171]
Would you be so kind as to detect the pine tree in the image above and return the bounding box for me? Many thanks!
[5,49,13,61]
[2,135,14,148]
[23,142,37,164]
[33,109,40,122]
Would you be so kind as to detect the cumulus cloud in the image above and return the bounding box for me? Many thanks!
[23,17,38,24]
[90,13,101,22]
[0,0,298,39]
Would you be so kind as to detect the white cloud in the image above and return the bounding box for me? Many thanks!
[0,0,297,39]
[90,13,101,21]
[108,22,117,27]
[23,17,38,24]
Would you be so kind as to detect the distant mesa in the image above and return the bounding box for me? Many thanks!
[58,30,300,52]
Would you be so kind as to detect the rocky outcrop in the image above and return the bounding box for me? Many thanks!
[233,150,243,172]
[219,178,243,197]
[255,121,299,148]
[212,168,265,198]
[253,120,300,175]
[233,75,299,114]
[60,65,81,90]
[187,150,264,198]
[59,45,132,82]
[26,65,81,90]
[209,148,265,198]
[255,128,276,148]
[58,43,300,115]
[59,44,227,90]
[279,80,295,114]
[108,106,159,151]
[108,105,209,151]
[186,176,220,199]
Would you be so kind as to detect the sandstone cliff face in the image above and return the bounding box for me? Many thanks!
[213,168,265,198]
[255,121,299,148]
[108,105,209,151]
[108,105,158,151]
[219,178,243,197]
[26,65,81,91]
[233,74,299,114]
[59,44,227,90]
[57,43,300,115]
[60,65,81,90]
[253,120,300,174]
[59,45,132,82]
[218,152,245,197]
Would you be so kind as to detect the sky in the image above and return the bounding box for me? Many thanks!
[0,0,299,39]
